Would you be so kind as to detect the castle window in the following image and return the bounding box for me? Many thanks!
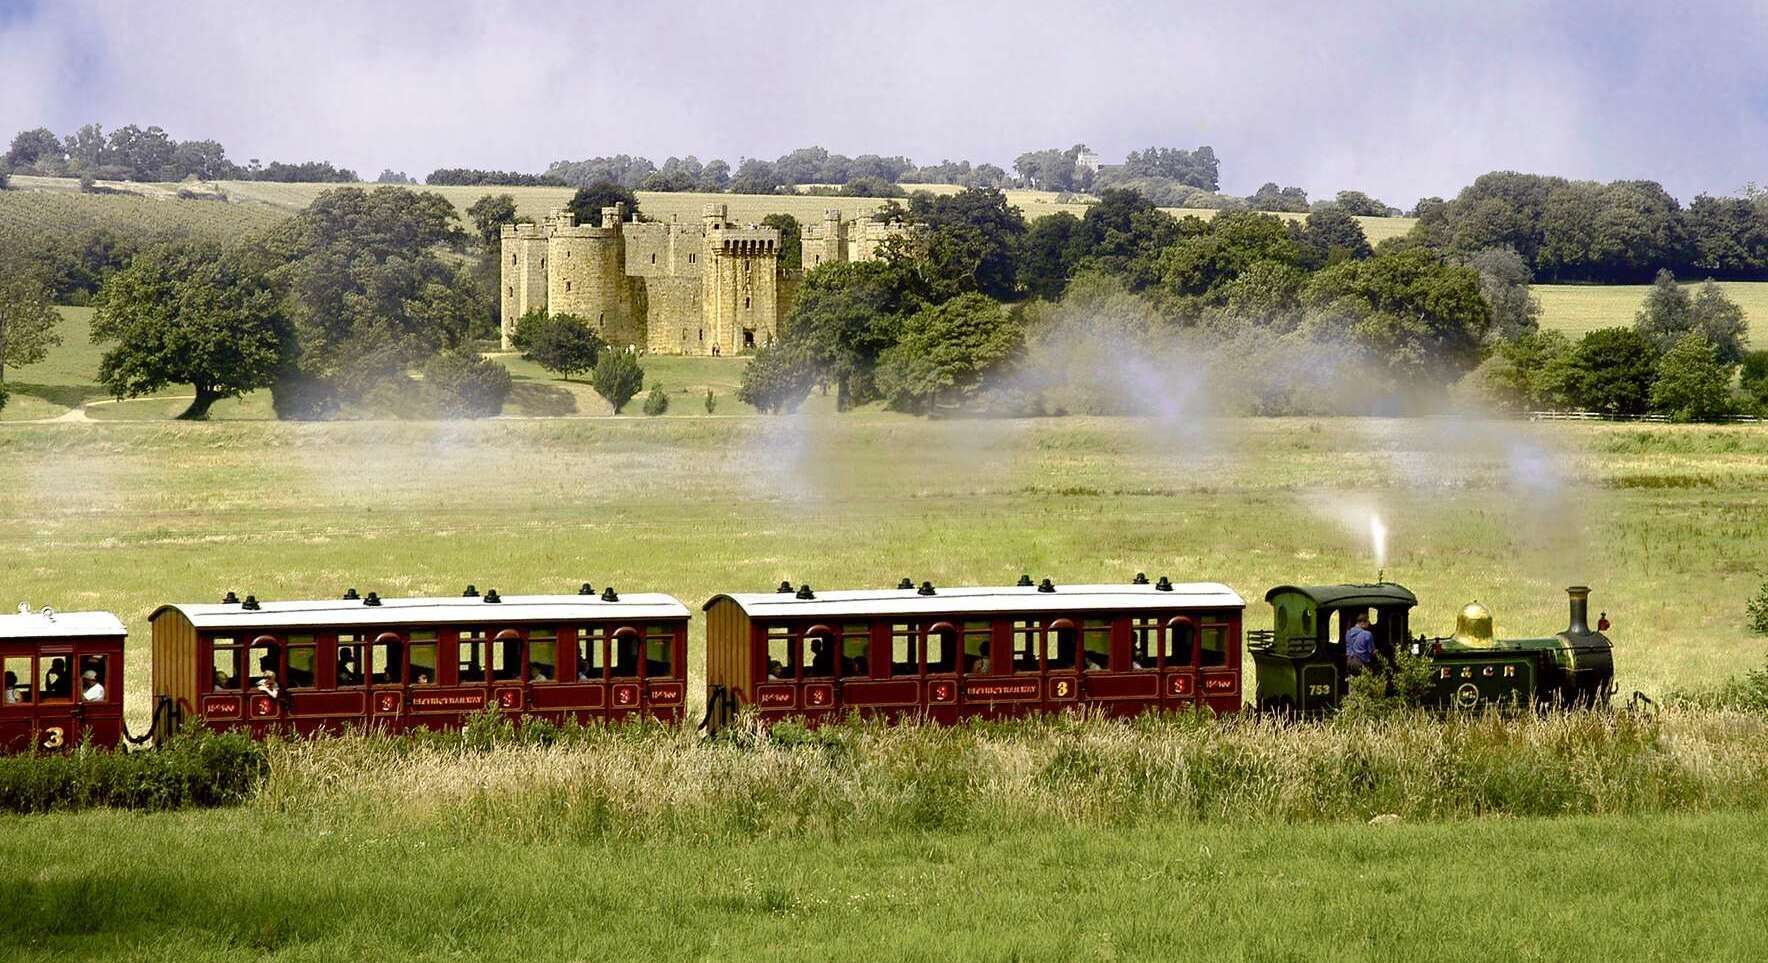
[651,253,657,264]
[511,254,517,265]
[698,329,703,341]
[541,257,546,269]
[744,296,751,309]
[507,286,513,297]
[689,254,696,264]
[566,281,572,292]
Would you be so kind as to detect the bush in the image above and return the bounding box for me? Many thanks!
[422,351,512,418]
[642,384,669,416]
[0,727,266,813]
[704,389,717,414]
[1339,650,1437,720]
[1749,581,1768,636]
[591,350,645,414]
[0,379,8,414]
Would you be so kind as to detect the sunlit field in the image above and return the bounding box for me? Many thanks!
[1535,280,1768,341]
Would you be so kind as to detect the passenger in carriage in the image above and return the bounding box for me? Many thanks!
[337,650,362,686]
[43,659,70,699]
[414,669,432,685]
[254,670,282,699]
[3,670,20,704]
[806,638,835,678]
[1084,647,1109,671]
[766,658,786,680]
[81,669,104,702]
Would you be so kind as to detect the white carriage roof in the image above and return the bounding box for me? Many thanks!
[0,609,128,640]
[151,593,691,631]
[705,583,1245,619]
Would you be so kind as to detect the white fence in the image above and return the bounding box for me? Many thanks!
[1527,410,1764,424]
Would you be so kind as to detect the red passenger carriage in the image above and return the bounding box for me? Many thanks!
[0,606,126,752]
[702,576,1246,731]
[148,586,690,738]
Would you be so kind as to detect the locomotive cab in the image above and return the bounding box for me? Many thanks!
[1249,583,1418,713]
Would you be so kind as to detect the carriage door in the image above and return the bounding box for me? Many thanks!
[34,647,80,750]
[608,627,643,717]
[800,625,838,717]
[1162,618,1198,705]
[490,630,526,714]
[370,631,411,723]
[1,652,39,751]
[1044,620,1081,707]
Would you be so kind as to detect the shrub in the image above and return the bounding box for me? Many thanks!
[0,379,8,414]
[642,384,669,416]
[704,389,717,414]
[1340,650,1436,720]
[422,351,512,418]
[0,726,266,814]
[1749,581,1768,636]
[591,350,644,413]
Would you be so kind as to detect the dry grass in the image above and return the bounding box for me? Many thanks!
[1536,280,1768,342]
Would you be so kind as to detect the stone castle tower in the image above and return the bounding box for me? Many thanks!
[502,206,901,356]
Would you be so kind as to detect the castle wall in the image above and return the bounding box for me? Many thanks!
[703,229,781,355]
[548,225,642,348]
[499,226,550,349]
[645,276,707,354]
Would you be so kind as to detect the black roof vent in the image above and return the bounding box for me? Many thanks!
[918,581,937,596]
[242,594,262,611]
[342,588,360,600]
[1155,576,1173,592]
[1016,574,1033,587]
[578,582,595,596]
[1037,579,1056,593]
[601,586,619,602]
[898,578,915,590]
[462,585,480,598]
[776,580,794,594]
[364,592,382,607]
[483,589,502,604]
[222,591,240,605]
[796,584,816,600]
[1133,572,1149,585]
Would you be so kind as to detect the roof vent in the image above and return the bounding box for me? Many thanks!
[242,595,262,611]
[342,588,360,600]
[578,582,595,596]
[483,589,502,604]
[14,602,28,616]
[897,578,915,590]
[918,581,937,596]
[1133,572,1149,585]
[1016,574,1033,587]
[222,591,240,605]
[364,592,382,607]
[796,584,816,600]
[462,585,480,598]
[1155,576,1173,592]
[1037,579,1056,593]
[776,580,794,594]
[601,586,619,602]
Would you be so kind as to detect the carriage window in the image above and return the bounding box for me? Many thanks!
[372,636,404,685]
[610,631,640,678]
[890,624,918,676]
[491,633,521,682]
[1046,624,1078,671]
[2,656,30,704]
[529,628,557,683]
[285,636,317,688]
[803,627,837,678]
[459,631,488,682]
[962,622,993,675]
[249,640,281,688]
[578,626,606,680]
[926,625,957,673]
[645,626,677,678]
[840,623,870,677]
[79,655,108,701]
[1131,618,1159,669]
[1083,620,1112,671]
[409,642,438,686]
[335,635,365,687]
[211,638,242,691]
[766,625,791,680]
[37,656,72,702]
[1200,625,1229,667]
[1165,621,1195,666]
[1012,621,1039,672]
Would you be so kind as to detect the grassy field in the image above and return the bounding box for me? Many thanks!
[1535,280,1768,342]
[3,806,1765,960]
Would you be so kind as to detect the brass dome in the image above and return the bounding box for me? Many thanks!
[1453,601,1495,648]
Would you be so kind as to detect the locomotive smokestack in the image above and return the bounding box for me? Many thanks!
[1566,586,1591,635]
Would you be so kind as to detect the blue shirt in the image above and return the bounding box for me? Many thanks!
[1346,626,1375,664]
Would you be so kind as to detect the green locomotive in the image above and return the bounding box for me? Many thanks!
[1248,582,1615,713]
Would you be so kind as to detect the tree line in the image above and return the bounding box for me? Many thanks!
[3,123,357,184]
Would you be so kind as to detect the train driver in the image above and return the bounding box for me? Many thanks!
[1346,613,1375,675]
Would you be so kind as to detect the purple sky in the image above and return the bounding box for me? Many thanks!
[3,0,1764,205]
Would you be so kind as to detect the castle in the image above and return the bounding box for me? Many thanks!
[501,205,905,356]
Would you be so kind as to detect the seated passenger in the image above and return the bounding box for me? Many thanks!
[1084,649,1109,671]
[806,639,834,677]
[3,670,20,704]
[531,666,552,682]
[81,669,104,702]
[413,669,433,685]
[43,659,70,699]
[337,652,362,686]
[213,668,234,690]
[767,658,786,680]
[577,663,597,681]
[255,671,281,699]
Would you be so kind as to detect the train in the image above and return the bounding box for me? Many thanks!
[0,576,1616,752]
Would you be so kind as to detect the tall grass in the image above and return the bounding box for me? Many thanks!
[255,707,1768,841]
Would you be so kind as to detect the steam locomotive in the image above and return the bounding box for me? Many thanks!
[0,578,1615,752]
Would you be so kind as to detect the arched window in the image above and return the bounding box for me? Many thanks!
[492,629,522,682]
[1047,619,1078,671]
[610,627,641,678]
[802,625,837,678]
[1165,617,1197,667]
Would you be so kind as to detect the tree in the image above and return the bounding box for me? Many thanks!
[1650,332,1734,422]
[1333,190,1390,217]
[565,182,641,226]
[1297,207,1372,268]
[466,194,518,245]
[1300,248,1493,385]
[0,272,63,382]
[729,159,781,194]
[902,188,1028,302]
[737,341,817,414]
[1246,183,1309,212]
[91,243,287,419]
[6,127,66,172]
[875,293,1023,413]
[761,213,801,270]
[1465,246,1540,342]
[375,169,415,184]
[763,260,916,409]
[1561,327,1659,415]
[513,311,603,380]
[1158,211,1301,298]
[1740,350,1768,412]
[1463,329,1573,411]
[642,384,669,415]
[1117,146,1219,190]
[1020,211,1086,300]
[1634,268,1693,351]
[591,350,644,413]
[1013,149,1076,192]
[1689,280,1749,364]
[422,351,511,418]
[703,388,717,414]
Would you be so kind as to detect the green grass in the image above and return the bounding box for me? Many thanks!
[1536,280,1768,342]
[2,806,1765,959]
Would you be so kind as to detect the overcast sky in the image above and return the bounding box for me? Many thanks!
[3,0,1764,204]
